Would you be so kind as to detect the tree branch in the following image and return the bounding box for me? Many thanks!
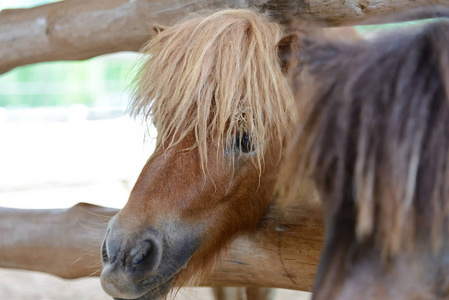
[0,200,323,291]
[0,0,443,73]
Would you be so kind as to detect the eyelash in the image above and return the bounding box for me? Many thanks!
[235,132,254,153]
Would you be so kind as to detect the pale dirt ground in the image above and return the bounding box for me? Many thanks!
[0,113,312,300]
[0,268,311,300]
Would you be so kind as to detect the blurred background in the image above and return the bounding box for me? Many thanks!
[0,1,166,299]
[0,1,312,299]
[0,0,154,212]
[0,0,152,206]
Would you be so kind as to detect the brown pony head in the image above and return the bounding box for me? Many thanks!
[100,9,296,300]
[285,12,449,300]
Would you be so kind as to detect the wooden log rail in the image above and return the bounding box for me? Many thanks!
[1,0,447,292]
[0,0,445,73]
[0,200,323,291]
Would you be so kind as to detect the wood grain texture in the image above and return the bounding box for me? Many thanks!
[0,200,324,291]
[0,0,443,73]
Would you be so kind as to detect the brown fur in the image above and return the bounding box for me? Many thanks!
[101,9,297,300]
[286,13,449,257]
[281,10,449,299]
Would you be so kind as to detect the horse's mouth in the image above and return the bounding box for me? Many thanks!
[113,276,176,300]
[102,221,201,300]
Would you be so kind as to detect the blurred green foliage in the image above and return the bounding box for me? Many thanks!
[355,18,436,35]
[0,55,138,108]
[0,0,138,108]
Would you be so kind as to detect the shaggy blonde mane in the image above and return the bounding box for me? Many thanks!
[130,9,296,172]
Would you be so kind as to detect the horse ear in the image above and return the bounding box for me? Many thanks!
[152,25,168,36]
[277,32,303,73]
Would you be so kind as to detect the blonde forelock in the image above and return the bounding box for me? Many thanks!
[130,9,296,173]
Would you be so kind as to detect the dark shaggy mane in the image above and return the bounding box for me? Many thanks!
[289,19,449,256]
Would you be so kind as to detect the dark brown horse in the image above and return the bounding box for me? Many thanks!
[285,9,449,300]
[100,9,297,300]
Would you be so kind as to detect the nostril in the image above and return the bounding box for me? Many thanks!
[130,240,153,267]
[102,239,109,263]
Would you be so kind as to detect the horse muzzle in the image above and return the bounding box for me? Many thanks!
[100,216,200,300]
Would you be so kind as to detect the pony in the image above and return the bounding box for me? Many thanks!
[284,9,449,300]
[99,9,297,300]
